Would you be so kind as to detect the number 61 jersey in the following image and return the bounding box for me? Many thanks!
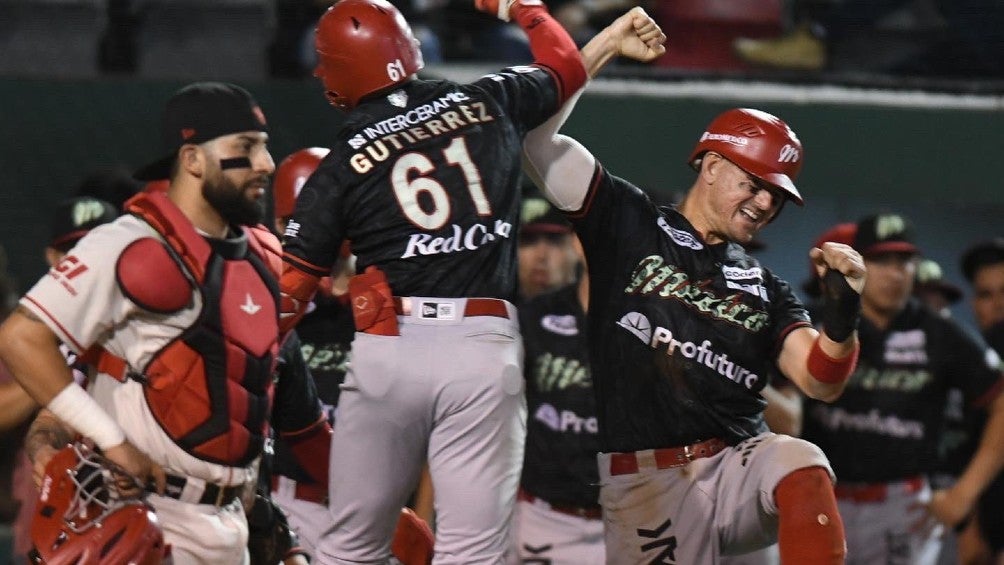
[283,67,561,301]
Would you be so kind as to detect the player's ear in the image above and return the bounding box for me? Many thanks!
[700,151,723,183]
[178,144,205,178]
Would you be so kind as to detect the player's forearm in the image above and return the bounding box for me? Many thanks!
[514,4,587,102]
[580,23,619,78]
[24,408,74,463]
[954,392,1004,504]
[779,327,854,402]
[0,381,38,431]
[0,307,76,404]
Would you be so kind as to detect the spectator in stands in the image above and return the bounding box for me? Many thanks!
[269,0,444,77]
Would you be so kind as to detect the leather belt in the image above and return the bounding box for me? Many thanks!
[393,297,509,319]
[271,475,328,505]
[608,438,728,476]
[155,472,243,507]
[518,489,602,520]
[834,476,924,503]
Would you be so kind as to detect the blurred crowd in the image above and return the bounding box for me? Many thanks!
[78,0,1004,80]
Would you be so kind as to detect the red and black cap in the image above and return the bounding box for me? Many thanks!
[49,196,118,251]
[520,187,571,236]
[853,213,919,258]
[134,82,268,181]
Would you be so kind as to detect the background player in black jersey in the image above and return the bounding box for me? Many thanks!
[957,238,1004,565]
[522,87,869,560]
[512,192,605,563]
[517,187,581,303]
[801,214,1004,565]
[277,0,665,561]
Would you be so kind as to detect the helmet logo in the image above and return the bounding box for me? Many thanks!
[700,131,748,146]
[778,144,800,163]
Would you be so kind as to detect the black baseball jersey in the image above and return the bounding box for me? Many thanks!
[802,299,1004,482]
[571,166,811,453]
[284,70,561,302]
[519,283,600,509]
[273,295,354,483]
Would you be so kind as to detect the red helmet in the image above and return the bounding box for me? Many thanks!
[31,443,167,565]
[688,108,805,205]
[274,147,330,219]
[314,0,424,110]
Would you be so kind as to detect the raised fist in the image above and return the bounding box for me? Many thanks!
[474,0,542,21]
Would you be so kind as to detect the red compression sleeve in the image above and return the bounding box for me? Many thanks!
[775,467,846,564]
[513,5,587,103]
[807,337,859,384]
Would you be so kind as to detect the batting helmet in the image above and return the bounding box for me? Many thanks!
[314,0,424,110]
[274,147,330,219]
[688,108,804,205]
[30,443,166,565]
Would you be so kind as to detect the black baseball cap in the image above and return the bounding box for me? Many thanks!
[853,213,919,257]
[520,190,571,236]
[49,196,118,251]
[960,238,1004,282]
[914,258,962,303]
[134,82,269,181]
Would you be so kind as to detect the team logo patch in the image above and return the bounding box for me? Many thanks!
[387,90,408,108]
[419,301,456,320]
[348,134,366,149]
[541,314,578,336]
[657,217,703,250]
[884,329,927,364]
[617,311,652,343]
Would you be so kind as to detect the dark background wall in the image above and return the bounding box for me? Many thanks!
[1,77,1001,326]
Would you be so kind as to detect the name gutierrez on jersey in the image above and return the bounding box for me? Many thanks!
[349,92,495,174]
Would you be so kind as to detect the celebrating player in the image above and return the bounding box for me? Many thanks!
[0,82,328,564]
[801,214,1004,564]
[277,0,664,561]
[521,89,867,560]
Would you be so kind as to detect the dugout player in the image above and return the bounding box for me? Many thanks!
[518,188,580,302]
[801,214,1004,564]
[514,206,605,563]
[522,90,871,560]
[957,238,1004,564]
[0,196,118,564]
[277,0,665,561]
[0,82,330,564]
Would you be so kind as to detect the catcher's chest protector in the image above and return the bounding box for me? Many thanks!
[109,192,281,466]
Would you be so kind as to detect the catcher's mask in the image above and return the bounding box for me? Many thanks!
[30,442,167,565]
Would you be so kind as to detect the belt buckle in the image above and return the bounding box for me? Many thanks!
[683,444,695,461]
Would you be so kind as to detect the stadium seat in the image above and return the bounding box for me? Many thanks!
[0,0,107,78]
[654,0,783,71]
[136,0,274,81]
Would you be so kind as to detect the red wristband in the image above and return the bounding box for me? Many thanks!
[807,337,859,384]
